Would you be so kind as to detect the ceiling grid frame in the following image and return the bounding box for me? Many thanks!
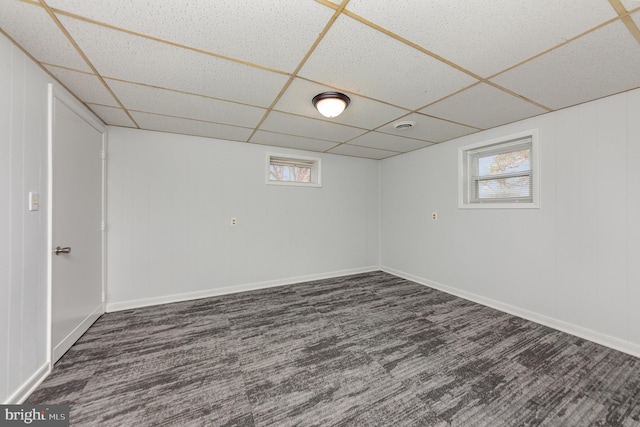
[608,0,640,43]
[38,0,139,127]
[247,0,352,145]
[1,0,639,159]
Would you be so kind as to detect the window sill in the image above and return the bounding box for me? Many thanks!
[458,201,539,209]
[266,180,322,188]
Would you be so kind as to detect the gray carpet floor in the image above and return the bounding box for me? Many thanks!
[28,272,640,426]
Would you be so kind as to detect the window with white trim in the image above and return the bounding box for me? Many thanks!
[266,154,321,187]
[459,130,539,208]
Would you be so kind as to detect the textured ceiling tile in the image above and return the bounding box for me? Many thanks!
[86,104,136,127]
[260,111,367,143]
[48,0,334,72]
[327,144,398,160]
[274,78,409,129]
[251,131,339,152]
[621,1,640,12]
[491,21,640,110]
[47,0,335,72]
[106,79,265,128]
[5,0,638,160]
[299,15,477,110]
[131,111,253,142]
[347,132,433,152]
[0,1,91,72]
[45,66,119,106]
[57,15,289,107]
[345,0,618,77]
[420,83,548,129]
[378,113,478,143]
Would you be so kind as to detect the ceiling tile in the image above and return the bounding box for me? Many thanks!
[45,66,118,106]
[87,104,136,127]
[131,112,253,142]
[0,1,91,72]
[250,131,339,152]
[106,79,266,128]
[420,83,548,129]
[274,78,409,129]
[56,15,290,107]
[260,111,367,143]
[47,0,335,73]
[131,111,251,142]
[327,144,398,160]
[5,0,638,161]
[345,0,617,77]
[491,21,640,110]
[347,132,432,153]
[299,15,477,110]
[378,113,478,143]
[621,1,640,12]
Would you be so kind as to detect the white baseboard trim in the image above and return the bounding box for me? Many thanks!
[106,266,380,312]
[381,266,640,359]
[4,362,50,404]
[53,303,104,363]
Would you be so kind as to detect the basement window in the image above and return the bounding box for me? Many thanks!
[459,129,539,208]
[266,154,321,187]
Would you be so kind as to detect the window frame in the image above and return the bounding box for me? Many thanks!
[458,129,539,209]
[265,153,322,187]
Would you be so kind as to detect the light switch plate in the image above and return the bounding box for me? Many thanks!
[29,192,40,211]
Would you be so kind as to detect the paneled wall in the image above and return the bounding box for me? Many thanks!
[0,34,50,403]
[380,88,640,356]
[106,127,380,309]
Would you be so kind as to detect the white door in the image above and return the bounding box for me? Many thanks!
[50,88,105,363]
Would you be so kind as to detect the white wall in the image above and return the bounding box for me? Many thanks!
[3,24,637,404]
[1,35,50,403]
[380,88,640,356]
[106,127,379,310]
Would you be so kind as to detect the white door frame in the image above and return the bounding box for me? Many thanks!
[46,84,107,369]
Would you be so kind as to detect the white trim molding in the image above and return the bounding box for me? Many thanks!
[52,303,104,364]
[458,128,540,209]
[106,266,379,312]
[381,266,640,359]
[4,362,50,404]
[265,152,322,187]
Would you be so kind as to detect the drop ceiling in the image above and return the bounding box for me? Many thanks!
[2,0,640,159]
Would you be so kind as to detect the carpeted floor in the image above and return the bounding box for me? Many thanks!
[28,272,640,426]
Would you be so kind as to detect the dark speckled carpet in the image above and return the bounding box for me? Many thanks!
[28,272,640,426]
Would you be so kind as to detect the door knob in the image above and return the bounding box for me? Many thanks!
[54,246,71,255]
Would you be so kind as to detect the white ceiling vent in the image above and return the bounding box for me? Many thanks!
[393,120,416,130]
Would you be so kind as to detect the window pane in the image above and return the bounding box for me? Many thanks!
[269,165,311,183]
[476,175,531,199]
[478,149,530,176]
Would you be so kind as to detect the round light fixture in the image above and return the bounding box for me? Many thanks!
[312,92,350,118]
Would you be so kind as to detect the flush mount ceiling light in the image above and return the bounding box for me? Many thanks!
[312,92,350,118]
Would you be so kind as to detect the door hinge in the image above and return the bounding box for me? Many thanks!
[101,151,106,160]
[101,222,106,231]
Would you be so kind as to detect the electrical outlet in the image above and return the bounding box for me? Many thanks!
[231,217,237,226]
[431,212,437,221]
